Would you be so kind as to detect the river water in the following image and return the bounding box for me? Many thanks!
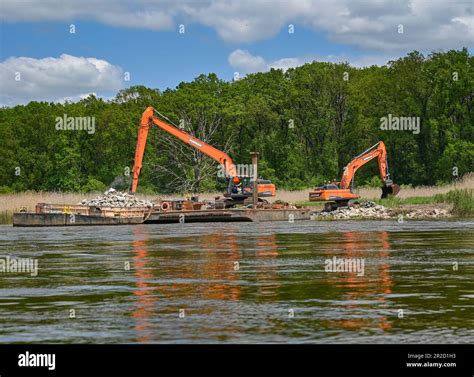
[0,220,473,343]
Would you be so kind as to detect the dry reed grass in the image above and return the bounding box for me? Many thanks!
[359,172,474,200]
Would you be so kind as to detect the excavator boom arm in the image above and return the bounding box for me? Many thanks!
[132,107,237,193]
[340,141,390,189]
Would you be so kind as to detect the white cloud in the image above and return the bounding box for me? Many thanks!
[0,54,124,106]
[228,49,268,74]
[228,50,398,74]
[1,0,472,51]
[269,57,310,71]
[181,0,290,43]
[0,0,175,30]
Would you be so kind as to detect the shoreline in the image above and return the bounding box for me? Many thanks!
[1,201,471,226]
[1,183,472,225]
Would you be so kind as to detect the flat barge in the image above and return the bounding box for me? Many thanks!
[13,204,311,227]
[13,203,153,227]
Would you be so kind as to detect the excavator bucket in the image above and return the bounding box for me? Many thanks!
[381,183,400,199]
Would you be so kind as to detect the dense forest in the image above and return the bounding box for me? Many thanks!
[0,49,473,194]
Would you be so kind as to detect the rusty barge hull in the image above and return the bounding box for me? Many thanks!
[13,208,311,226]
[13,213,146,227]
[145,208,311,223]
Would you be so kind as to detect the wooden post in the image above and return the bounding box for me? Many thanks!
[250,152,259,208]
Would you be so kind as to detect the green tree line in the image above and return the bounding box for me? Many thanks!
[0,49,472,194]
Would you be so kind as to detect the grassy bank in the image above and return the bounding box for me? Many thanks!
[299,188,473,218]
[296,174,474,217]
[369,189,474,217]
[434,189,474,217]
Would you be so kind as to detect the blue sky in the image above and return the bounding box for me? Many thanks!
[1,21,359,90]
[1,0,472,106]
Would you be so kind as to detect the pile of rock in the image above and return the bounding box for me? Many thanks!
[405,208,450,218]
[312,201,393,220]
[79,188,154,208]
[311,201,452,220]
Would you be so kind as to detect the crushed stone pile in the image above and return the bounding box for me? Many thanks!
[80,188,154,208]
[311,201,450,220]
[313,201,392,219]
[405,208,450,218]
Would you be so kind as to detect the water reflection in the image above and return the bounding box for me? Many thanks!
[321,231,393,332]
[132,226,156,343]
[130,228,281,342]
[130,228,397,340]
[1,221,467,343]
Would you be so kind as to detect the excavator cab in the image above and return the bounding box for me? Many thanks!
[320,183,340,190]
[226,177,275,199]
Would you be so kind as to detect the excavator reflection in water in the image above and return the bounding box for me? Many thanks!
[131,226,157,343]
[320,231,393,332]
[130,226,280,342]
[130,227,393,341]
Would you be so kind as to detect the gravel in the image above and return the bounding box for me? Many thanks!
[79,188,154,208]
[313,201,392,219]
[311,201,450,220]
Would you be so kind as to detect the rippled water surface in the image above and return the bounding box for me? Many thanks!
[0,220,473,343]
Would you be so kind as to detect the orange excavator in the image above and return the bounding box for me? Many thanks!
[131,107,276,203]
[309,141,400,211]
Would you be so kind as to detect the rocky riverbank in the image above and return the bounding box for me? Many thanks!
[310,201,451,220]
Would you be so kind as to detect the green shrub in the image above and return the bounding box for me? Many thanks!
[362,176,382,188]
[0,186,13,194]
[82,178,106,193]
[434,189,474,217]
[282,178,307,191]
